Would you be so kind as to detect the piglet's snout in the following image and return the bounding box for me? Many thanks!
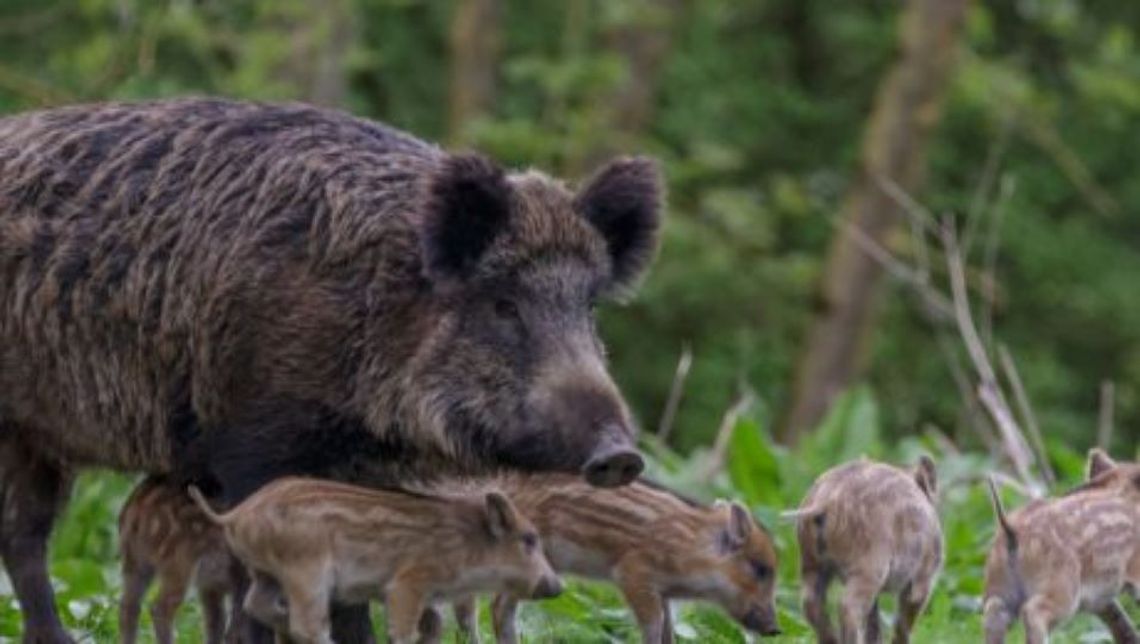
[531,575,563,599]
[741,606,781,637]
[582,425,644,488]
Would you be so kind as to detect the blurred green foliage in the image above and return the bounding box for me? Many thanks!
[0,0,1136,452]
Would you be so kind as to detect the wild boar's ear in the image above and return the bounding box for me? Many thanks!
[484,491,520,540]
[421,153,512,279]
[914,455,938,499]
[1086,448,1117,480]
[574,156,664,293]
[720,502,753,552]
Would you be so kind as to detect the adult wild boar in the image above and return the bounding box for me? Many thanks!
[0,98,662,643]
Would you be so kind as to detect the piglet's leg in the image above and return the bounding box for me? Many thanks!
[802,571,837,644]
[864,598,881,644]
[839,575,882,644]
[150,560,194,644]
[614,560,668,644]
[119,555,154,644]
[982,597,1014,644]
[892,581,933,644]
[384,582,428,644]
[279,567,334,644]
[1021,596,1060,644]
[1095,600,1139,644]
[416,606,443,644]
[490,593,521,644]
[453,597,480,644]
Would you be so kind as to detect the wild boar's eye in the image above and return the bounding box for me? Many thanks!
[522,533,539,552]
[494,299,521,321]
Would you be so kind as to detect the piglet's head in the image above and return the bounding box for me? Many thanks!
[1085,448,1140,497]
[708,501,782,637]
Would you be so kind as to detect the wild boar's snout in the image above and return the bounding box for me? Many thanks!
[582,427,643,488]
[537,349,643,486]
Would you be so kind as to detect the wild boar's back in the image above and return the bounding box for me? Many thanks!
[0,99,440,472]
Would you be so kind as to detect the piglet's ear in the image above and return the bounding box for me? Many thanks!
[720,502,753,552]
[421,154,511,279]
[914,455,938,500]
[484,491,520,541]
[1086,448,1116,480]
[574,156,664,293]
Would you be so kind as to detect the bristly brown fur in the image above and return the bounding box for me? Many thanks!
[0,97,664,642]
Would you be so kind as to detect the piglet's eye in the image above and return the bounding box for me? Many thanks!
[751,561,771,580]
[522,533,539,552]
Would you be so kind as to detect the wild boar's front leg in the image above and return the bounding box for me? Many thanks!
[1096,600,1139,644]
[0,436,75,644]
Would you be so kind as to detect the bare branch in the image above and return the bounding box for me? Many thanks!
[941,217,1040,495]
[997,344,1054,487]
[832,217,954,321]
[656,343,693,441]
[875,174,939,235]
[1098,380,1115,450]
[962,111,1015,253]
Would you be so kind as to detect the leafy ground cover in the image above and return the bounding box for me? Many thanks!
[0,389,1135,642]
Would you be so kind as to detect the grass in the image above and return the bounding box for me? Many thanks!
[0,389,1136,642]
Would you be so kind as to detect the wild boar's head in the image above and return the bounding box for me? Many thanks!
[402,153,663,487]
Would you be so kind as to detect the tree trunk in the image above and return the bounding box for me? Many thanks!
[779,0,969,443]
[571,0,679,173]
[448,0,502,145]
[270,0,354,107]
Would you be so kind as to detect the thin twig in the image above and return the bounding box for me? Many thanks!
[834,218,954,320]
[997,344,1054,487]
[962,111,1015,253]
[936,332,1000,454]
[876,174,939,235]
[941,217,1040,494]
[701,388,757,482]
[656,343,693,441]
[943,471,1035,499]
[1097,380,1115,450]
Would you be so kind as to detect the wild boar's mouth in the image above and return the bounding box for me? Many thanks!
[455,412,642,486]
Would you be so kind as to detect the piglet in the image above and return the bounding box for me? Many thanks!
[189,477,561,644]
[787,456,943,644]
[443,473,781,644]
[984,449,1140,644]
[118,476,242,644]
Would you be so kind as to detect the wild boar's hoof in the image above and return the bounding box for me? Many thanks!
[582,446,644,488]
